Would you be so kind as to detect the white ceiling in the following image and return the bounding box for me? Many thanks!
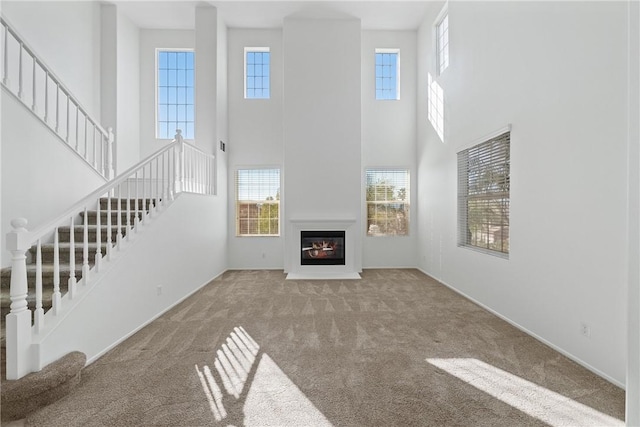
[111,1,439,31]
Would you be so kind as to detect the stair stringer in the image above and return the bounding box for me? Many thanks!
[30,192,228,369]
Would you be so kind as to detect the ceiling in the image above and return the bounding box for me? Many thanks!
[111,1,439,31]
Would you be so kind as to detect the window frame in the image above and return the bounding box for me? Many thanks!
[235,167,281,237]
[435,5,449,76]
[155,48,195,140]
[375,48,401,101]
[365,168,410,237]
[457,128,511,258]
[244,47,271,100]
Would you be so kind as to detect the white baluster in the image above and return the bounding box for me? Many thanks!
[55,85,59,133]
[31,56,37,112]
[107,127,115,179]
[68,215,77,299]
[94,198,102,272]
[82,208,90,283]
[34,239,44,333]
[44,72,49,124]
[162,151,167,207]
[100,133,105,176]
[93,125,97,169]
[125,182,131,241]
[134,172,140,232]
[169,147,175,201]
[5,218,32,379]
[65,95,70,143]
[2,25,9,86]
[17,42,23,99]
[142,164,146,222]
[52,228,61,314]
[107,193,112,260]
[118,183,124,247]
[178,132,185,193]
[84,116,88,158]
[75,105,79,151]
[155,156,160,214]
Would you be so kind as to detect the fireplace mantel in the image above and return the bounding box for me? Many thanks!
[285,218,361,280]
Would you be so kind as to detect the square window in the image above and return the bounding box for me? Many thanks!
[236,168,281,236]
[366,169,410,236]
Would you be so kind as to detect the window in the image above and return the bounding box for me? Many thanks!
[366,169,410,236]
[457,131,510,256]
[245,47,270,99]
[236,168,280,236]
[157,50,195,139]
[428,73,444,141]
[436,11,449,75]
[375,49,400,100]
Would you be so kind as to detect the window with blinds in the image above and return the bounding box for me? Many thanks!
[366,169,410,236]
[236,168,280,236]
[457,131,510,256]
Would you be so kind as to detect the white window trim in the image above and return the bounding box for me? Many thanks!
[235,166,282,237]
[375,48,401,101]
[434,3,449,76]
[244,46,270,100]
[155,48,195,141]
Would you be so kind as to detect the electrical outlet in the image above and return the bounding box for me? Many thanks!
[580,322,591,338]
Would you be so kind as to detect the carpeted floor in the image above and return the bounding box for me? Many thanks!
[25,269,625,426]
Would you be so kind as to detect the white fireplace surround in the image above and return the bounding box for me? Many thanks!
[286,218,361,280]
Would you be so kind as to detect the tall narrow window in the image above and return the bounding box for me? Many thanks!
[375,49,400,100]
[157,50,195,139]
[428,73,444,141]
[236,168,280,236]
[436,12,449,75]
[366,169,410,236]
[458,131,510,256]
[245,47,270,99]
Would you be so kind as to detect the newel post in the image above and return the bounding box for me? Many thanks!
[174,129,185,193]
[107,127,115,180]
[5,218,33,380]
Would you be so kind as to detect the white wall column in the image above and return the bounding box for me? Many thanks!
[195,5,217,157]
[627,0,640,424]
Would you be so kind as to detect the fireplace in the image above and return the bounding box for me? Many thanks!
[300,230,345,266]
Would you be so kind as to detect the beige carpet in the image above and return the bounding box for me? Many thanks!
[25,269,624,426]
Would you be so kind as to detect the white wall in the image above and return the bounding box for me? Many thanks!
[116,12,140,172]
[417,1,629,385]
[361,30,417,268]
[283,18,362,275]
[227,29,284,269]
[1,1,102,119]
[34,193,228,367]
[139,29,194,160]
[1,94,106,268]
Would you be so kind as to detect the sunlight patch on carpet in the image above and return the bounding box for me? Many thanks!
[426,358,623,427]
[196,326,332,426]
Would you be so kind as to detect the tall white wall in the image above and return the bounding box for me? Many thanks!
[1,1,102,118]
[283,18,362,274]
[227,29,284,269]
[361,30,417,268]
[417,1,629,385]
[139,30,194,160]
[1,95,106,268]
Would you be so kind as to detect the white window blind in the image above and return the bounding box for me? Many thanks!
[458,131,510,256]
[366,169,410,236]
[236,168,280,236]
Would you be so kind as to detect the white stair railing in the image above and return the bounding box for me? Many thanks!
[5,131,215,380]
[0,15,114,179]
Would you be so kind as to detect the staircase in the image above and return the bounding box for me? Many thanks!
[0,197,156,421]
